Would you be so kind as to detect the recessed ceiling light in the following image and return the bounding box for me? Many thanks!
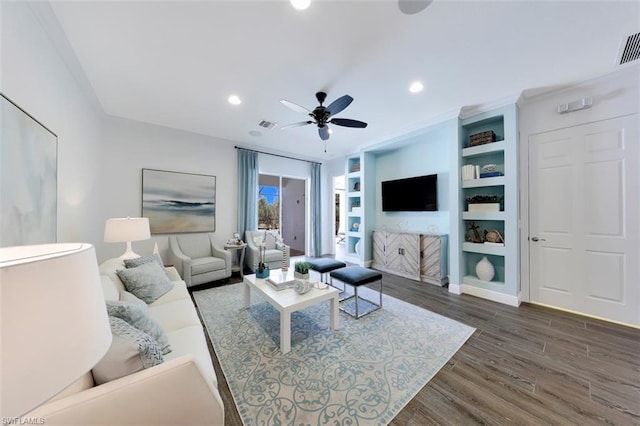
[290,0,311,11]
[228,95,241,105]
[409,81,424,93]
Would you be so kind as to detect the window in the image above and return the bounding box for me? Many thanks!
[258,174,280,230]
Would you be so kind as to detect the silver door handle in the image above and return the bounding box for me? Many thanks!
[531,237,546,242]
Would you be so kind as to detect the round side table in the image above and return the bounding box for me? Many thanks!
[224,243,247,279]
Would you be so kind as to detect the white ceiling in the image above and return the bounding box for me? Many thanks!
[48,0,639,161]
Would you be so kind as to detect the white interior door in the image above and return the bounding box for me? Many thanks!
[529,115,639,326]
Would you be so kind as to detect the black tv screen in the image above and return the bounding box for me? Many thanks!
[382,174,438,212]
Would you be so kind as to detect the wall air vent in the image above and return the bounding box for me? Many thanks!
[258,120,277,129]
[617,32,640,66]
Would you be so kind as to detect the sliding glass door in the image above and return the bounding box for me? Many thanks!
[258,174,306,256]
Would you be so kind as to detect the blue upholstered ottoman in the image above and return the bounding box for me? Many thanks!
[306,258,346,284]
[330,266,382,318]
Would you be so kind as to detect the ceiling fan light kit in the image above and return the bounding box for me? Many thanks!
[280,91,368,142]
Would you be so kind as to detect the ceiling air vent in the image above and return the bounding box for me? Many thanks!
[617,32,640,66]
[258,120,277,129]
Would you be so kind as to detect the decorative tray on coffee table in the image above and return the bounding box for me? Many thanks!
[266,271,297,291]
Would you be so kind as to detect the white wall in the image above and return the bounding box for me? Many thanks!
[1,1,104,247]
[99,117,237,261]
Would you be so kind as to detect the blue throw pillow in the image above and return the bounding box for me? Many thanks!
[124,253,164,269]
[116,261,173,304]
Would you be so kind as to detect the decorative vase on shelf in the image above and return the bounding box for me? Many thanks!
[475,256,495,281]
[354,240,361,255]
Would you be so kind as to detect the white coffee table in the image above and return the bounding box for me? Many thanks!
[243,269,340,354]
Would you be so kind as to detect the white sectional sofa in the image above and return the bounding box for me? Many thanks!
[29,258,224,425]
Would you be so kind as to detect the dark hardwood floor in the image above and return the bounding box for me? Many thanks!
[195,271,640,425]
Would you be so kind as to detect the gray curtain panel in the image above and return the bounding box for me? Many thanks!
[236,149,258,239]
[310,162,322,257]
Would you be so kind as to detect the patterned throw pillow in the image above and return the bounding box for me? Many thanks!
[116,261,173,303]
[124,253,164,269]
[92,316,164,385]
[106,300,171,355]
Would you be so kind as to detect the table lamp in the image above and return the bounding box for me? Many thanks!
[0,243,112,418]
[104,217,151,260]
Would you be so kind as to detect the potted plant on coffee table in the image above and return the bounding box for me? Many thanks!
[293,261,311,294]
[294,261,310,280]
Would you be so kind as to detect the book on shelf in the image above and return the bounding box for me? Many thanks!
[483,241,505,246]
[480,171,504,178]
[468,203,500,212]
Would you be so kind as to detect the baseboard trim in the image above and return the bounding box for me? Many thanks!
[448,283,520,306]
[530,301,640,329]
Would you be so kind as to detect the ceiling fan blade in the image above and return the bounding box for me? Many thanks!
[280,99,311,115]
[318,125,330,141]
[330,118,368,128]
[398,0,433,15]
[280,121,313,130]
[326,95,353,116]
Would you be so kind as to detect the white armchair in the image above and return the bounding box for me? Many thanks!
[168,233,231,287]
[245,230,290,272]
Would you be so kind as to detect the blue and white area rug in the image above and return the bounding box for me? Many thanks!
[193,283,475,425]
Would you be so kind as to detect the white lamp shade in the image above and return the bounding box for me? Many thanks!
[104,217,151,243]
[0,243,112,417]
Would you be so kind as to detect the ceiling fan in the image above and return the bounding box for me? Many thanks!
[280,92,368,141]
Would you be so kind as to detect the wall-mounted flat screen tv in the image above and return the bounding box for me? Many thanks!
[382,174,437,212]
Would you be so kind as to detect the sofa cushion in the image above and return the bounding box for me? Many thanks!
[106,300,171,355]
[164,326,217,386]
[116,262,173,303]
[191,257,226,275]
[99,258,127,293]
[264,232,277,250]
[92,317,164,385]
[176,234,213,259]
[148,299,202,333]
[263,249,284,263]
[101,275,120,302]
[148,280,191,307]
[124,254,164,270]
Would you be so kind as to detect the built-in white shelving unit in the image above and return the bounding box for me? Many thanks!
[344,153,375,266]
[457,104,519,304]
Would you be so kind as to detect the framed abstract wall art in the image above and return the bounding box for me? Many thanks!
[142,168,216,234]
[1,93,57,247]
